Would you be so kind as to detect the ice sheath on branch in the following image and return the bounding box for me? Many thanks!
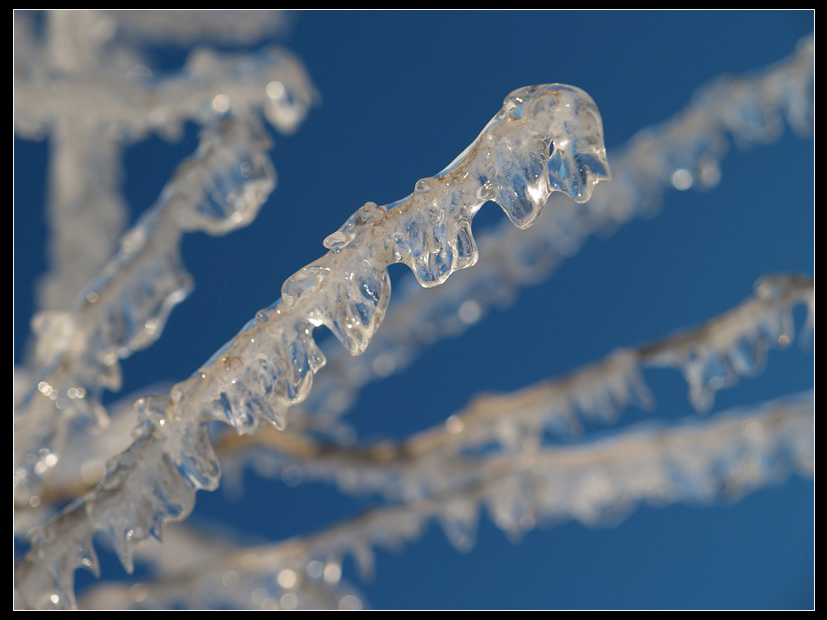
[15,83,611,609]
[16,33,815,520]
[75,388,814,610]
[218,273,813,504]
[14,9,319,504]
[283,34,815,434]
[14,10,315,314]
[14,116,276,503]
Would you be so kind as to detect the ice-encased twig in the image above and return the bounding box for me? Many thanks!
[15,10,317,313]
[28,271,810,513]
[75,390,814,609]
[218,273,813,501]
[15,11,319,505]
[14,116,275,503]
[640,274,815,411]
[14,43,317,142]
[169,83,608,434]
[287,34,814,433]
[14,83,610,609]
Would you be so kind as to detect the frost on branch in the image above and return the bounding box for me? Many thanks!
[14,82,610,609]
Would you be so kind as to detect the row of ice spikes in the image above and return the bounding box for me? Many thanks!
[218,273,813,505]
[78,388,813,609]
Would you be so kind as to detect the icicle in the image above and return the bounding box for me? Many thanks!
[438,498,480,552]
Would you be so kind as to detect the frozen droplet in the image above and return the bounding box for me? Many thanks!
[671,168,693,190]
[414,178,433,194]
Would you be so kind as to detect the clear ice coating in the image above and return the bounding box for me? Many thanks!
[164,84,609,445]
[385,84,610,287]
[198,82,611,433]
[323,202,388,252]
[286,33,813,434]
[210,275,811,512]
[15,82,610,609]
[640,273,812,413]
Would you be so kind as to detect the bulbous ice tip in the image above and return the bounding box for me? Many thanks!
[505,84,611,204]
[542,85,611,203]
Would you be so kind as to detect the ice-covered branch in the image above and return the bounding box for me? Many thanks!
[76,390,813,609]
[14,116,276,503]
[14,10,316,312]
[31,271,809,514]
[14,82,610,609]
[219,273,813,501]
[287,35,814,432]
[13,13,814,610]
[14,10,320,515]
[14,42,316,142]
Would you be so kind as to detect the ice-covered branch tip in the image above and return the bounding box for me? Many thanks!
[189,84,609,434]
[14,83,609,609]
[263,34,815,433]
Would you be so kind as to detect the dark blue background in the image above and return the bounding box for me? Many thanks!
[14,10,814,610]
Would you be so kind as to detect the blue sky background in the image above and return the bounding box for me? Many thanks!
[14,10,813,610]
